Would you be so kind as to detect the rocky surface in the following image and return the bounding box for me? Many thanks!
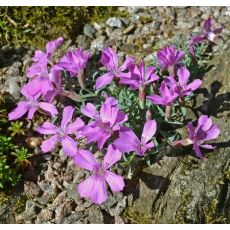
[0,6,230,224]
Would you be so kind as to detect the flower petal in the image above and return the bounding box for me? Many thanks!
[147,95,166,105]
[73,149,98,171]
[193,143,204,159]
[61,136,78,157]
[41,135,59,153]
[66,117,85,135]
[95,72,114,89]
[27,107,37,119]
[8,102,29,120]
[38,102,58,116]
[81,103,99,119]
[60,106,74,129]
[114,127,139,153]
[186,79,202,92]
[204,125,220,141]
[90,176,108,204]
[204,18,212,32]
[36,122,57,135]
[103,144,122,169]
[77,175,96,200]
[105,171,125,192]
[141,120,157,144]
[178,67,190,86]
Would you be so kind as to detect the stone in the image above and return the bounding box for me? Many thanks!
[24,181,42,198]
[63,212,86,224]
[52,191,67,208]
[106,17,123,28]
[85,205,104,224]
[76,35,91,50]
[55,201,74,224]
[125,45,230,223]
[35,208,54,223]
[83,24,96,39]
[90,36,106,51]
[123,24,135,35]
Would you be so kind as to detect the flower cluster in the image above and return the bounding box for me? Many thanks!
[8,18,222,204]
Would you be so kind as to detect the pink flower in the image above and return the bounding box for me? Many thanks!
[172,115,220,159]
[74,144,125,204]
[147,82,178,106]
[37,106,84,157]
[31,37,64,65]
[164,67,202,97]
[119,61,159,90]
[81,97,127,149]
[95,47,134,89]
[114,120,157,156]
[57,48,90,77]
[189,18,223,57]
[8,90,58,120]
[157,45,185,75]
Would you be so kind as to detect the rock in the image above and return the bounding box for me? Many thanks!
[106,17,123,28]
[123,24,135,35]
[52,191,67,208]
[55,201,74,224]
[35,208,54,223]
[24,181,42,198]
[63,212,86,224]
[85,205,104,224]
[6,77,20,96]
[16,201,42,223]
[90,36,106,51]
[130,14,140,23]
[125,45,230,223]
[76,35,91,50]
[83,24,96,39]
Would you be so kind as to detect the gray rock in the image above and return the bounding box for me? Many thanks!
[123,24,135,35]
[85,205,104,224]
[35,208,54,223]
[130,14,140,23]
[52,191,67,208]
[76,35,91,50]
[83,24,96,39]
[24,181,42,198]
[55,201,74,224]
[63,212,86,224]
[90,36,106,51]
[125,45,230,224]
[106,17,123,28]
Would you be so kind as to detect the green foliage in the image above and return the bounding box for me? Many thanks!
[0,97,31,189]
[8,121,25,137]
[11,147,32,168]
[0,6,124,48]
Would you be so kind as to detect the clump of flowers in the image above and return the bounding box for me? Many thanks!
[8,18,222,205]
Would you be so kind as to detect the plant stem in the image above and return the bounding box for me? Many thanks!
[165,105,172,119]
[78,71,86,89]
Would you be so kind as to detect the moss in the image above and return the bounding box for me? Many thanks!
[0,192,10,207]
[123,207,154,224]
[13,194,29,214]
[0,6,125,48]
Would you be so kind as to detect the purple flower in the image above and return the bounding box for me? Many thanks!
[32,37,64,65]
[189,18,223,57]
[95,47,134,89]
[81,97,127,149]
[147,82,178,106]
[37,106,84,157]
[57,48,90,77]
[24,64,62,97]
[119,61,159,90]
[172,115,220,159]
[114,120,157,156]
[164,67,202,97]
[157,45,185,75]
[8,90,58,121]
[74,144,125,204]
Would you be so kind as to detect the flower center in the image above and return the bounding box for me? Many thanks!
[96,167,105,177]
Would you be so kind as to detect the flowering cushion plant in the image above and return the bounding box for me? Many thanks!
[8,18,222,204]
